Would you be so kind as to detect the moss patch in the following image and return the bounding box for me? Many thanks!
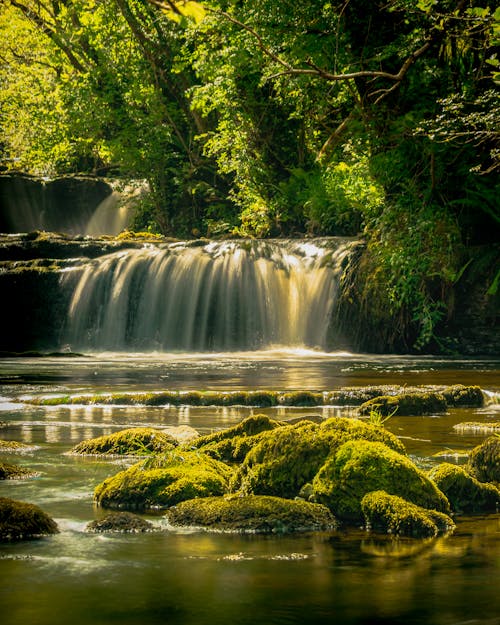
[0,497,59,541]
[441,385,484,407]
[312,440,450,523]
[86,511,155,533]
[359,392,447,416]
[428,462,499,513]
[231,417,407,499]
[466,437,500,485]
[361,490,455,538]
[0,439,36,453]
[0,461,37,479]
[70,428,177,456]
[166,494,337,533]
[94,450,232,510]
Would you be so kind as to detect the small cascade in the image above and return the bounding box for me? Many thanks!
[84,191,133,236]
[61,238,357,352]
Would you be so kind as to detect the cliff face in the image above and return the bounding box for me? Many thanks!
[0,174,112,235]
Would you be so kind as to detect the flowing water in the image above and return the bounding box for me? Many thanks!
[1,351,499,625]
[60,238,357,352]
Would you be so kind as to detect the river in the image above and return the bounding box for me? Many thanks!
[1,350,499,625]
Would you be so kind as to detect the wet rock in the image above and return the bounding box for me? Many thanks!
[0,460,37,479]
[312,440,450,523]
[359,391,447,416]
[86,511,154,533]
[453,422,500,435]
[69,427,177,456]
[441,384,484,408]
[94,450,233,510]
[0,497,58,541]
[161,425,200,445]
[361,490,455,538]
[166,494,337,533]
[466,437,500,485]
[428,463,499,513]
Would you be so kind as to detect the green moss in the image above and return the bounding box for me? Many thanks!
[94,450,233,510]
[466,436,500,484]
[359,392,447,416]
[441,385,484,407]
[0,461,37,479]
[312,440,450,523]
[244,391,278,406]
[278,391,323,406]
[0,439,35,452]
[231,417,406,499]
[0,497,59,541]
[361,491,455,538]
[428,462,499,513]
[166,494,337,533]
[86,511,154,533]
[70,428,177,456]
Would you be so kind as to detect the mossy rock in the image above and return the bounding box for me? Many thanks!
[428,462,499,513]
[69,427,177,456]
[231,417,406,499]
[0,439,36,452]
[166,494,337,533]
[277,391,323,406]
[244,391,278,406]
[361,491,455,538]
[94,450,233,510]
[359,392,447,416]
[0,460,37,479]
[0,497,59,541]
[441,385,484,408]
[312,440,451,523]
[466,437,500,484]
[86,511,155,533]
[453,422,500,435]
[192,415,283,463]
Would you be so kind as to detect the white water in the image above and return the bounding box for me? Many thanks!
[61,238,358,352]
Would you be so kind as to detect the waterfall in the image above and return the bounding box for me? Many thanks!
[61,238,357,352]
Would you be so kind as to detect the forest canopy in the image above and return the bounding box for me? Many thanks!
[0,0,499,349]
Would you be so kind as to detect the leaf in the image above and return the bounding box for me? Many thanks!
[162,1,206,25]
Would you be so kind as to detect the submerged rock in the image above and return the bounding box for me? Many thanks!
[361,491,455,538]
[359,392,447,416]
[69,427,177,456]
[312,440,450,523]
[166,494,337,533]
[453,422,500,435]
[86,511,154,533]
[466,437,500,485]
[94,450,232,510]
[428,463,499,513]
[0,497,58,541]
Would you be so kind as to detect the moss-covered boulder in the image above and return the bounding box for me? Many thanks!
[231,417,406,499]
[278,391,323,406]
[441,385,484,407]
[86,511,154,533]
[312,440,450,523]
[466,436,500,485]
[70,427,177,456]
[94,450,233,510]
[428,463,499,513]
[359,392,447,416]
[0,439,37,452]
[193,414,283,463]
[361,491,455,538]
[166,494,337,533]
[0,497,59,541]
[0,460,37,479]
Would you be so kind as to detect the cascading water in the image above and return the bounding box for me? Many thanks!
[61,238,357,352]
